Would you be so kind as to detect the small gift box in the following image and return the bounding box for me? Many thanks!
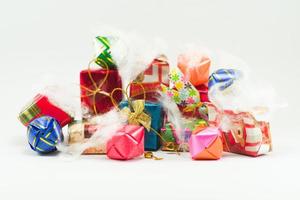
[161,122,178,151]
[189,127,223,160]
[177,52,211,86]
[19,94,73,127]
[27,116,63,153]
[130,56,169,102]
[106,125,144,160]
[119,100,163,151]
[221,111,272,157]
[68,121,105,154]
[80,69,122,119]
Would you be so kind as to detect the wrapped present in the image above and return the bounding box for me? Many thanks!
[196,84,209,102]
[189,127,223,160]
[19,94,73,127]
[177,52,211,86]
[106,125,144,160]
[27,116,63,153]
[161,122,178,151]
[160,121,199,152]
[221,111,272,157]
[119,100,163,151]
[162,67,200,106]
[161,67,206,117]
[68,121,105,154]
[208,69,240,91]
[130,56,169,102]
[80,68,122,119]
[94,36,117,69]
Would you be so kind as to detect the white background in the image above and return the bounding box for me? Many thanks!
[0,0,299,199]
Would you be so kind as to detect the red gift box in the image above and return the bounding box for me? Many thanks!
[221,111,272,157]
[130,56,169,102]
[80,69,122,119]
[195,84,210,102]
[19,94,73,127]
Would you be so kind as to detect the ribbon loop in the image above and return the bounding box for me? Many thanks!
[120,100,151,131]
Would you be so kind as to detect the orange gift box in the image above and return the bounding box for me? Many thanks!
[189,127,223,160]
[178,53,211,86]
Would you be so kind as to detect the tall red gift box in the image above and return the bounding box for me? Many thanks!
[80,69,122,119]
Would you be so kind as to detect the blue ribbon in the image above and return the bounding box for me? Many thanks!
[208,69,240,91]
[27,116,63,153]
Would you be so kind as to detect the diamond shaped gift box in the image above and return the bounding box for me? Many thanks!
[189,127,223,160]
[106,125,145,160]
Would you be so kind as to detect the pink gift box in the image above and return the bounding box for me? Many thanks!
[106,125,145,160]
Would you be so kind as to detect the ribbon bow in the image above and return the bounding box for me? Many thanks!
[120,100,151,132]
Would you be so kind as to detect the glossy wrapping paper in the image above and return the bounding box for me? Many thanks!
[80,69,122,119]
[130,56,169,102]
[208,69,240,91]
[27,116,63,153]
[161,122,178,151]
[119,101,163,151]
[221,111,272,157]
[106,125,144,160]
[19,94,73,127]
[161,67,209,119]
[189,127,223,160]
[94,36,117,69]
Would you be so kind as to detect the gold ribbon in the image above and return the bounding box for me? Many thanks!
[81,60,176,157]
[183,102,203,113]
[120,100,151,131]
[80,59,112,115]
[144,152,163,160]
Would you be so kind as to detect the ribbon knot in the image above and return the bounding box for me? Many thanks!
[121,100,152,131]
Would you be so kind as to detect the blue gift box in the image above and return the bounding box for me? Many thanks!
[119,101,163,151]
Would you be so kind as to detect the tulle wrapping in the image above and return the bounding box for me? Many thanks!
[18,27,285,160]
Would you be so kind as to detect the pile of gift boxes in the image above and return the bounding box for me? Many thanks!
[18,35,272,161]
